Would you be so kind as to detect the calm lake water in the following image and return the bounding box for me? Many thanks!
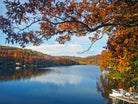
[0,65,111,104]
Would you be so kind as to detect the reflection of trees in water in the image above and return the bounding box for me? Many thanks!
[0,68,54,81]
[97,74,138,104]
[96,75,112,104]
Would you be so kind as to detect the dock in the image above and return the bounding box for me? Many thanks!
[110,95,138,104]
[109,89,138,104]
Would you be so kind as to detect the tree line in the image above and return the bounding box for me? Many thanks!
[0,45,102,68]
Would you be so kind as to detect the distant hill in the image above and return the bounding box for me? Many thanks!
[0,45,102,68]
[57,55,102,65]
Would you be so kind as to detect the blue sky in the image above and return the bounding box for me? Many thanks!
[0,0,108,57]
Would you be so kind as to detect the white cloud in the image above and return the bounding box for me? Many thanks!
[25,34,108,57]
[25,43,84,57]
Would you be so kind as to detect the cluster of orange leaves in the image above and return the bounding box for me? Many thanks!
[100,26,138,73]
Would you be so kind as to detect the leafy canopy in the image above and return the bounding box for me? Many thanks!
[0,0,137,48]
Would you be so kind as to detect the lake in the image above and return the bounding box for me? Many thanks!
[0,65,111,104]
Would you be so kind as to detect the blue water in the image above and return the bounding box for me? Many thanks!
[0,65,109,104]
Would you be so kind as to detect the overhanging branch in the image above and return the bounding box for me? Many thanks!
[17,15,138,35]
[78,34,104,54]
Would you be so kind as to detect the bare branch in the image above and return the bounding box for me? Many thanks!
[78,33,105,54]
[78,42,94,54]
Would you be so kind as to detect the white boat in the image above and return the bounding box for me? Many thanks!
[109,89,123,97]
[110,89,138,100]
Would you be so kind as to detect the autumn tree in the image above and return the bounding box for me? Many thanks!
[106,26,138,72]
[0,0,137,47]
[100,50,109,71]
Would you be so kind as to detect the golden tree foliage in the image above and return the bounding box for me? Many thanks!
[0,0,137,47]
[100,26,138,87]
[105,26,138,72]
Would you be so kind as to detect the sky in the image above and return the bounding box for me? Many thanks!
[0,0,108,57]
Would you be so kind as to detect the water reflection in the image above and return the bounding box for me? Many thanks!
[0,65,137,104]
[30,71,82,85]
[97,74,138,104]
[0,67,82,85]
[0,65,110,104]
[0,67,53,81]
[96,75,112,104]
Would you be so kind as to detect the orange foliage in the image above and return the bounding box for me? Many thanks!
[100,26,138,73]
[0,0,137,47]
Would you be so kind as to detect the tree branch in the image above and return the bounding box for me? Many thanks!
[78,34,104,54]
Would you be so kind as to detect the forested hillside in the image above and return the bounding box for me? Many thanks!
[0,46,101,68]
[0,46,78,67]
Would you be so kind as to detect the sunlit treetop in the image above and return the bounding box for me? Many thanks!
[0,0,137,48]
